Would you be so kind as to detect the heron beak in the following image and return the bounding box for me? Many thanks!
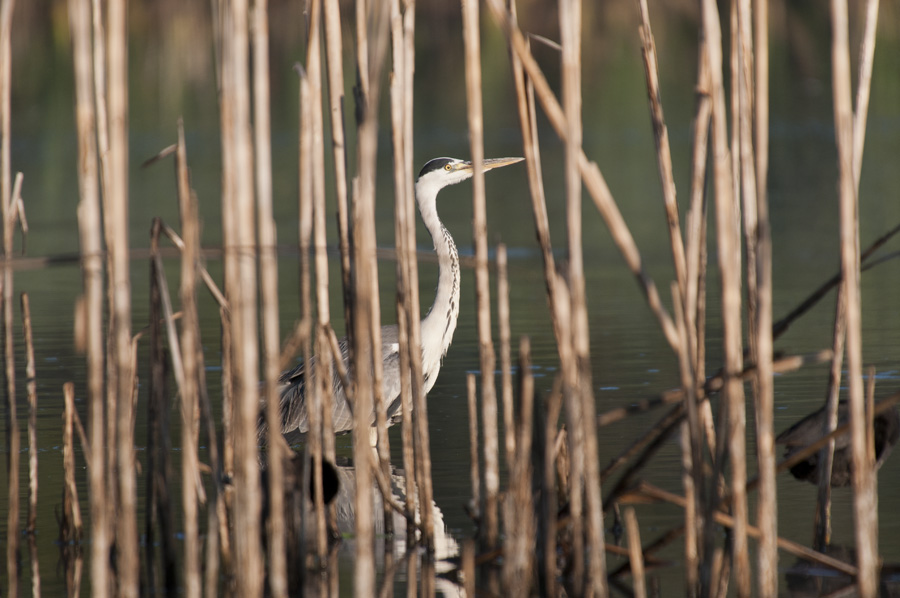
[459,157,524,173]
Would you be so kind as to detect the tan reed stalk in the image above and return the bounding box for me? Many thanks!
[68,0,108,593]
[497,244,515,471]
[467,373,481,517]
[852,0,878,188]
[219,305,234,478]
[351,3,391,592]
[21,292,37,535]
[674,284,702,597]
[176,122,203,598]
[250,0,287,592]
[699,0,750,592]
[0,1,16,593]
[460,0,500,551]
[462,540,476,598]
[63,382,84,540]
[148,219,177,594]
[105,0,139,593]
[220,0,264,594]
[815,293,845,550]
[635,0,687,301]
[831,0,877,592]
[297,63,328,561]
[624,508,647,598]
[388,0,418,540]
[504,336,535,597]
[323,0,353,333]
[559,2,607,593]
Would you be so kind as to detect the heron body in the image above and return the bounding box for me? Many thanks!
[260,156,523,444]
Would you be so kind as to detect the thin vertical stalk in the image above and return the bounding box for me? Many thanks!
[63,382,84,541]
[1,0,16,591]
[700,0,749,592]
[497,244,515,472]
[322,0,353,335]
[467,373,480,517]
[389,0,417,541]
[148,219,177,595]
[624,508,647,598]
[69,0,108,593]
[460,0,500,552]
[559,0,607,593]
[351,3,390,594]
[177,123,203,598]
[251,0,286,594]
[851,0,878,188]
[831,0,877,593]
[106,0,138,593]
[22,293,37,535]
[221,0,263,594]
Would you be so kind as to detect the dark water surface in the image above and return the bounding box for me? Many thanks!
[3,3,900,596]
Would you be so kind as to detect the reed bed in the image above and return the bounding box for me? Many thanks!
[1,0,898,597]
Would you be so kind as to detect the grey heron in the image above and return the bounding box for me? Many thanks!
[259,156,523,444]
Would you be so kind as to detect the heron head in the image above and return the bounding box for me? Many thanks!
[416,156,524,191]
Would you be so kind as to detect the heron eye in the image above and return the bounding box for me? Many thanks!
[444,164,452,171]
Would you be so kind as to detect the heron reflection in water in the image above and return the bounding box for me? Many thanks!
[257,156,523,445]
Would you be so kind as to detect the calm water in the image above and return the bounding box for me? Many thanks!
[4,3,900,596]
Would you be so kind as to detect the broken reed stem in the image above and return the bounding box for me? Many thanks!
[460,0,500,552]
[68,0,109,593]
[503,336,535,597]
[497,244,515,472]
[250,0,287,593]
[147,219,177,595]
[624,508,647,598]
[815,289,845,550]
[63,382,84,540]
[21,292,37,533]
[467,373,481,518]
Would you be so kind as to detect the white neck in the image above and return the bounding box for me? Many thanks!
[416,177,460,392]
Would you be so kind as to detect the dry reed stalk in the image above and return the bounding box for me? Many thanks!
[251,0,287,592]
[147,219,177,595]
[699,0,750,591]
[497,244,515,472]
[21,292,37,534]
[176,123,203,598]
[852,0,878,188]
[323,0,353,333]
[624,508,647,598]
[63,382,84,540]
[220,0,264,594]
[831,0,877,591]
[351,3,391,593]
[559,0,608,593]
[635,0,687,302]
[1,2,16,592]
[503,336,535,597]
[388,0,418,541]
[467,373,481,518]
[815,292,845,550]
[68,0,109,593]
[296,63,328,561]
[460,0,500,552]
